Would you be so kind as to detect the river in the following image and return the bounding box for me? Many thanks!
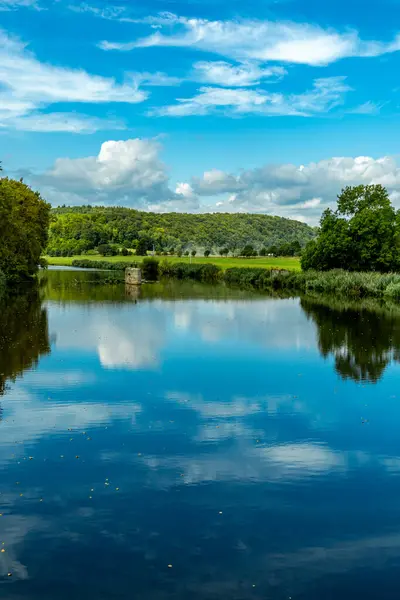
[1,269,400,598]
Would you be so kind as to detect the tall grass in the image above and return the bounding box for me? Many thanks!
[70,259,400,301]
[224,268,400,299]
[160,261,221,283]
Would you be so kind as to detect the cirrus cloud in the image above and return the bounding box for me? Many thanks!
[99,13,400,67]
[151,77,351,118]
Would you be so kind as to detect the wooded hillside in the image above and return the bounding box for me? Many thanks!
[47,206,316,256]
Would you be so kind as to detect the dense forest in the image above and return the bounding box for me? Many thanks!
[0,174,50,285]
[47,206,316,256]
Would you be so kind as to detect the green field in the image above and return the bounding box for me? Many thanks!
[44,255,301,271]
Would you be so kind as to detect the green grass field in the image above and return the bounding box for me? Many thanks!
[44,254,301,271]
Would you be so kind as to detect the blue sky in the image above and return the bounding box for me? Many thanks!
[2,0,400,222]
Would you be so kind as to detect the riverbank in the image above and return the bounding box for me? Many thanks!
[57,258,400,301]
[44,254,301,271]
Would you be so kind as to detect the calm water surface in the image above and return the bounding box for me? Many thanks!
[1,270,400,599]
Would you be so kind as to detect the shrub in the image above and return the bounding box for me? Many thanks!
[71,259,138,271]
[204,249,211,257]
[97,244,117,257]
[384,282,400,300]
[240,244,257,257]
[161,262,221,283]
[142,257,159,281]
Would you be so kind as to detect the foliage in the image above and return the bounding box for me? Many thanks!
[71,259,138,271]
[160,262,222,283]
[302,185,400,272]
[0,270,5,299]
[97,244,117,256]
[136,237,151,256]
[47,206,316,257]
[0,177,51,281]
[240,244,257,257]
[142,257,159,281]
[191,250,197,257]
[204,249,211,257]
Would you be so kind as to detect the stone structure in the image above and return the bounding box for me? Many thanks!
[125,267,142,286]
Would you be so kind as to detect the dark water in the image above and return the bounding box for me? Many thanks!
[2,270,400,599]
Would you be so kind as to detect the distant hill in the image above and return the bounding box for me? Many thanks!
[47,206,317,255]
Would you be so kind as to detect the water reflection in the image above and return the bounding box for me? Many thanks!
[302,296,400,383]
[0,287,50,395]
[2,272,400,598]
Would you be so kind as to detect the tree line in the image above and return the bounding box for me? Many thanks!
[46,206,315,257]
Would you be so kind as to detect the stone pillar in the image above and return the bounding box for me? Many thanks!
[125,267,142,285]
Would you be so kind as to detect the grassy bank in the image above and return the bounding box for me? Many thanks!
[223,268,400,300]
[47,255,400,301]
[44,254,301,271]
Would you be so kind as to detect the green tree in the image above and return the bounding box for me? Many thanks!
[191,249,197,257]
[136,238,150,256]
[204,249,211,257]
[0,178,50,281]
[241,244,257,257]
[302,185,400,272]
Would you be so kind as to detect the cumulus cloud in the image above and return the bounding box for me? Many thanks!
[151,77,351,117]
[35,137,192,209]
[30,144,400,221]
[192,61,287,87]
[99,13,400,67]
[188,155,400,222]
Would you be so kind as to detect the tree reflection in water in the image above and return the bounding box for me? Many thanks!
[301,297,400,383]
[0,287,50,396]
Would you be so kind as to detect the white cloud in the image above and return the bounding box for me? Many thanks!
[0,28,149,132]
[31,139,400,221]
[99,14,400,67]
[192,61,287,87]
[348,101,383,115]
[0,0,38,10]
[188,155,400,222]
[129,71,182,87]
[36,138,186,208]
[151,77,351,117]
[0,112,124,134]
